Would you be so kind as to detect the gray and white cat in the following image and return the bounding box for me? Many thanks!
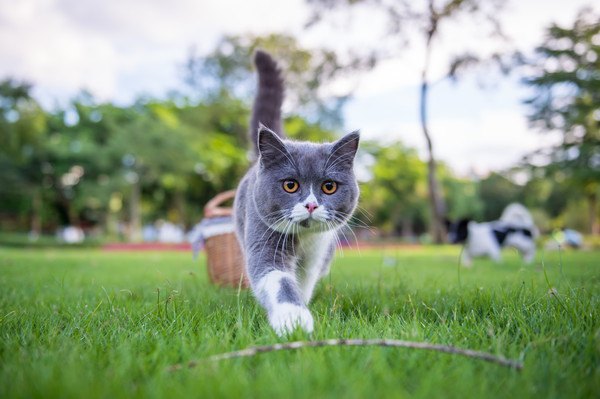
[234,50,360,335]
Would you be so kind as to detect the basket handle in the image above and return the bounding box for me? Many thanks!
[204,190,236,218]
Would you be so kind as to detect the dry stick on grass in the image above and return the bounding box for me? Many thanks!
[168,339,524,371]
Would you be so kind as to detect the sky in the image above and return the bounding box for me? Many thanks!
[0,0,594,176]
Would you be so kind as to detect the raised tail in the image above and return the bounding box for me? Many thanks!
[250,50,285,155]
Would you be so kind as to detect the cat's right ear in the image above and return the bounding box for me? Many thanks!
[258,124,289,169]
[327,131,360,169]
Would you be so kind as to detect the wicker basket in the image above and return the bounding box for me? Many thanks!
[203,190,249,288]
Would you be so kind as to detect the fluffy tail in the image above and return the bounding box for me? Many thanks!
[249,50,285,155]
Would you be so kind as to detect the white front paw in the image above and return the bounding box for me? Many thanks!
[269,304,314,335]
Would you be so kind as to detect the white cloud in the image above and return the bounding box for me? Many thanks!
[429,111,561,176]
[0,0,308,105]
[0,0,591,173]
[321,0,593,99]
[1,0,591,104]
[0,0,119,101]
[349,106,562,177]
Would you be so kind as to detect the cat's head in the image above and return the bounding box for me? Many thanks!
[253,125,360,233]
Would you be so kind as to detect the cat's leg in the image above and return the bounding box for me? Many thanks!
[298,260,326,305]
[253,269,314,335]
[298,233,336,303]
[245,231,313,335]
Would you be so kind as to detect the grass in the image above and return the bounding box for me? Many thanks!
[0,232,104,248]
[0,245,598,398]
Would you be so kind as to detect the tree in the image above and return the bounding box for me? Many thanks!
[0,34,365,239]
[360,141,428,236]
[0,79,48,234]
[306,0,507,243]
[478,172,520,220]
[183,33,371,130]
[440,169,484,222]
[521,8,600,234]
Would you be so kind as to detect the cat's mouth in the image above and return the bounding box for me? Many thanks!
[294,215,335,231]
[284,206,343,232]
[299,219,311,228]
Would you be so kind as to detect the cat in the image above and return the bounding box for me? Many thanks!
[234,50,360,335]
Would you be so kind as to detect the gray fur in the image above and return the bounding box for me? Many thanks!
[250,50,285,154]
[277,278,303,305]
[233,51,360,335]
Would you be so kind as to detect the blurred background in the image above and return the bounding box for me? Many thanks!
[0,0,598,247]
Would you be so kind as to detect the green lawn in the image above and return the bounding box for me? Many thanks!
[0,246,598,398]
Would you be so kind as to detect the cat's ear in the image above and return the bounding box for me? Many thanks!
[328,131,360,169]
[258,124,290,168]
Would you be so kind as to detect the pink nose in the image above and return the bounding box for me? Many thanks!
[305,202,318,214]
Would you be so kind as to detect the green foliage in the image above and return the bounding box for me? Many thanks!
[184,33,356,129]
[306,0,509,244]
[522,7,600,232]
[1,22,595,238]
[0,80,52,229]
[1,34,362,236]
[478,173,521,220]
[523,8,600,140]
[284,115,337,142]
[559,198,595,232]
[441,172,484,221]
[0,247,598,398]
[0,81,252,233]
[360,141,428,235]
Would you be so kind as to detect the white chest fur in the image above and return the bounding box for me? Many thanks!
[295,230,336,302]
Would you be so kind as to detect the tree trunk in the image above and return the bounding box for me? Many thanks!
[420,31,447,244]
[401,217,414,239]
[58,193,79,227]
[30,190,42,239]
[129,178,142,242]
[174,190,186,226]
[589,192,599,235]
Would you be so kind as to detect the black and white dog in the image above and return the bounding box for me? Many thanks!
[446,203,539,266]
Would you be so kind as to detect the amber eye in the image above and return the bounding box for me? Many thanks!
[283,180,299,193]
[322,181,337,195]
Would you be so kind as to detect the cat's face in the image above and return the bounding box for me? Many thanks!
[253,127,360,233]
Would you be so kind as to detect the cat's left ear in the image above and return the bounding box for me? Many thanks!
[328,131,360,169]
[258,124,290,169]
